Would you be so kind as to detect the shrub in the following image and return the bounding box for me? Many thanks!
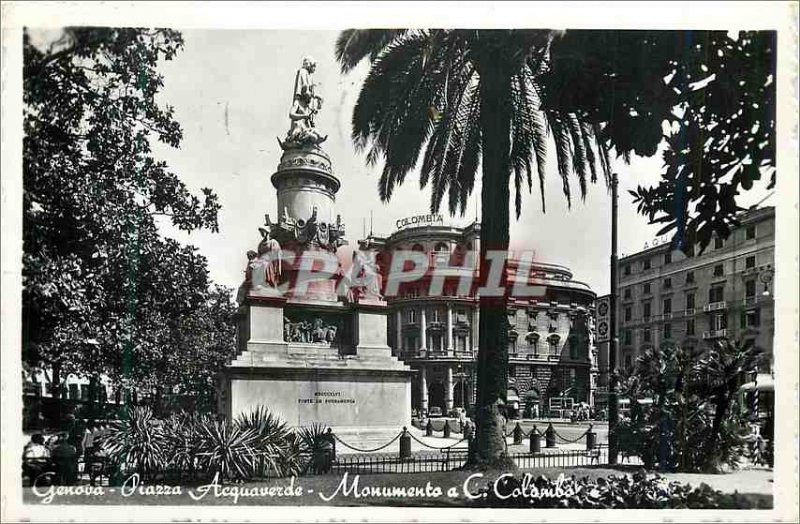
[472,471,772,509]
[194,413,260,482]
[234,406,302,478]
[296,422,332,474]
[99,405,168,480]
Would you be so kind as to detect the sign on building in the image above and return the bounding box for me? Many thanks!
[595,294,611,344]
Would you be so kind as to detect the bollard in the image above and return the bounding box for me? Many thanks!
[399,426,411,459]
[443,420,451,438]
[545,422,556,448]
[530,426,541,454]
[425,419,433,437]
[513,422,523,445]
[586,424,596,450]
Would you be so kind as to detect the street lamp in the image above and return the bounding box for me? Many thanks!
[760,268,774,297]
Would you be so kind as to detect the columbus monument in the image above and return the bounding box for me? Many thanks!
[219,57,411,438]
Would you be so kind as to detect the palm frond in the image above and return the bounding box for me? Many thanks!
[548,112,574,207]
[335,29,409,73]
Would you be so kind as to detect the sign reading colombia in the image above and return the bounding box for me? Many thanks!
[396,213,444,230]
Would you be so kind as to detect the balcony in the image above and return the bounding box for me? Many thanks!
[743,296,759,307]
[685,308,696,316]
[662,312,673,320]
[703,301,727,312]
[702,329,728,340]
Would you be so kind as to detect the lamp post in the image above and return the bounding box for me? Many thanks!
[608,172,620,465]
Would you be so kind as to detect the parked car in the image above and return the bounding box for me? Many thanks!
[428,407,443,418]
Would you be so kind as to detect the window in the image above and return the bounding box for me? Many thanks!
[623,288,632,300]
[745,255,756,269]
[407,309,417,323]
[709,286,724,303]
[456,335,467,352]
[664,277,672,289]
[548,336,559,354]
[624,264,631,276]
[742,309,761,328]
[663,298,672,314]
[711,313,727,331]
[455,309,467,323]
[714,236,724,249]
[405,336,416,352]
[745,280,757,298]
[431,334,443,351]
[643,282,651,294]
[624,306,632,322]
[713,264,724,277]
[643,258,651,270]
[624,329,632,345]
[746,225,756,240]
[431,308,442,323]
[81,384,90,401]
[624,354,633,371]
[686,292,695,310]
[643,302,651,320]
[664,252,672,264]
[69,383,79,400]
[643,328,652,343]
[686,318,696,336]
[663,322,672,340]
[509,365,517,378]
[686,271,695,284]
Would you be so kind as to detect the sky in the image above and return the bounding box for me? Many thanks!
[149,29,771,296]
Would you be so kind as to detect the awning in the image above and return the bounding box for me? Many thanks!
[507,389,520,403]
[740,373,775,392]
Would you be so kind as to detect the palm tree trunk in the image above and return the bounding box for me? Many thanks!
[470,67,513,468]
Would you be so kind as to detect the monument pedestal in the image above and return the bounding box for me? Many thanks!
[221,296,411,433]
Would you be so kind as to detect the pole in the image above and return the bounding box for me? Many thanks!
[608,172,619,465]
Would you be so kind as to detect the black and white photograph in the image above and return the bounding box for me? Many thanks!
[1,2,798,522]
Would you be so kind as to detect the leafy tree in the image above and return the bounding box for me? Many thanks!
[335,29,775,466]
[23,28,226,404]
[544,30,776,252]
[337,29,608,467]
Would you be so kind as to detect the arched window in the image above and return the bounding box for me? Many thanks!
[433,242,449,267]
[412,243,425,252]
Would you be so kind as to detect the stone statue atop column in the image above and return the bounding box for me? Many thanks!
[348,242,383,301]
[279,56,327,150]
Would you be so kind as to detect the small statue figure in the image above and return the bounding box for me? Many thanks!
[256,227,282,288]
[349,245,383,300]
[312,318,327,343]
[325,326,337,343]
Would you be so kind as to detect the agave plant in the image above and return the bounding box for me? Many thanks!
[162,411,202,480]
[99,405,168,480]
[234,406,301,478]
[194,414,259,482]
[296,422,334,474]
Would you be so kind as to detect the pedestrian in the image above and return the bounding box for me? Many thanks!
[22,433,51,486]
[51,433,78,485]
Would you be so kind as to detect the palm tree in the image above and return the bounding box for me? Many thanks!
[695,338,763,472]
[335,30,613,466]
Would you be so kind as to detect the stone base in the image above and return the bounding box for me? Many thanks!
[221,364,411,429]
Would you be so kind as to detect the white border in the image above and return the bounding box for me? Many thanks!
[2,2,798,522]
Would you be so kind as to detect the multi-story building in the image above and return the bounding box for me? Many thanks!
[607,206,775,380]
[363,220,599,418]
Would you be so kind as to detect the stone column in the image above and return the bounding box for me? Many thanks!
[472,308,479,354]
[420,306,427,351]
[420,365,429,414]
[395,309,402,354]
[446,303,454,354]
[445,366,454,412]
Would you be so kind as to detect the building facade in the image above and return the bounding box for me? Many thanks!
[606,206,775,382]
[363,221,599,418]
